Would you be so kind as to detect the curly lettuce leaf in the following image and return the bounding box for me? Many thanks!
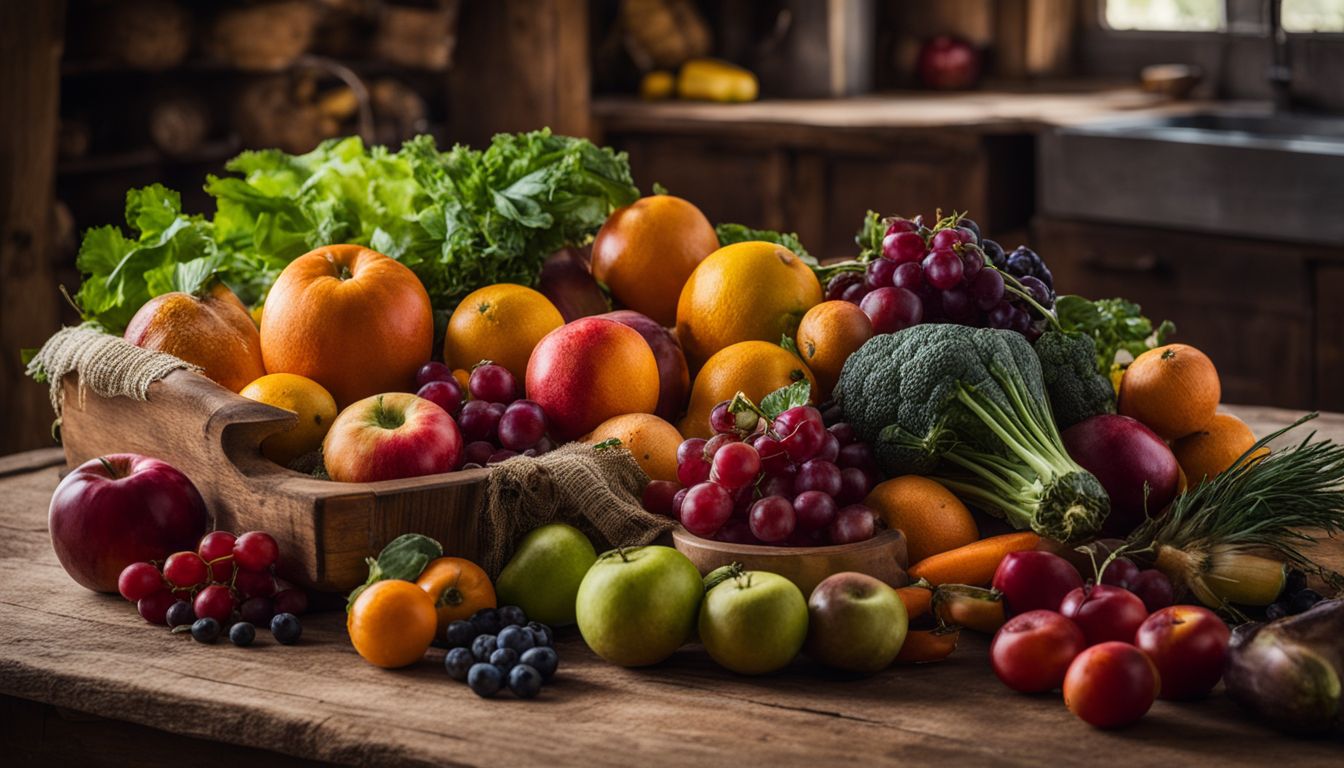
[714,223,814,266]
[1055,295,1176,375]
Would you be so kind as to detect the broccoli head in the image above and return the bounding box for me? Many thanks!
[1035,330,1116,430]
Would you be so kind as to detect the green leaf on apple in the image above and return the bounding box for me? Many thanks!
[345,533,443,612]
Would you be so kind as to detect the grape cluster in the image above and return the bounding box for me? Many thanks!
[826,214,1057,341]
[416,361,555,469]
[442,605,559,699]
[117,530,308,646]
[644,401,882,547]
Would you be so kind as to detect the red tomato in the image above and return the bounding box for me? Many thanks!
[1059,584,1149,646]
[1063,642,1160,729]
[991,550,1083,616]
[1134,605,1230,700]
[990,610,1088,693]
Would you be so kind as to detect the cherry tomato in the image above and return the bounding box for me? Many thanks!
[1063,642,1159,729]
[991,610,1087,693]
[1059,584,1149,646]
[1134,605,1230,700]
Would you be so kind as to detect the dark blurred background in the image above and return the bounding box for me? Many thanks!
[4,0,1343,454]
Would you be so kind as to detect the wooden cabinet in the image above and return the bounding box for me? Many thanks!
[1034,216,1332,410]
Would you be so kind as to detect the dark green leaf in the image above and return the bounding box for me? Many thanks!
[714,223,814,266]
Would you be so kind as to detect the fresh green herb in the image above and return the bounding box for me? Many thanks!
[759,380,812,420]
[854,209,885,261]
[714,223,815,266]
[346,533,443,611]
[1055,295,1175,376]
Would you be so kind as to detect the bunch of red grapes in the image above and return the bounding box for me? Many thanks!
[644,401,883,547]
[826,214,1057,341]
[416,361,555,469]
[117,530,308,628]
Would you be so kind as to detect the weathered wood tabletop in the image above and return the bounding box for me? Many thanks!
[2,405,1342,766]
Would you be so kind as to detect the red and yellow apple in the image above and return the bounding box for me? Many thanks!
[48,454,209,592]
[323,393,462,482]
[525,317,659,441]
[1135,604,1230,700]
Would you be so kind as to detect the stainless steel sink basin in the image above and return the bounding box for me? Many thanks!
[1039,108,1344,245]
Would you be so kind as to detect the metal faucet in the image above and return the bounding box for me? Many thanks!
[1267,0,1293,112]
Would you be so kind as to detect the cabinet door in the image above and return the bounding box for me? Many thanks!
[1035,217,1313,409]
[1316,266,1344,411]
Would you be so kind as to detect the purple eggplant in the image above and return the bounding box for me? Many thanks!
[1224,598,1343,735]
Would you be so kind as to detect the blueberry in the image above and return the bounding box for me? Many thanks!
[497,605,527,627]
[444,647,474,681]
[1288,589,1323,615]
[471,634,498,662]
[497,625,535,653]
[190,617,220,644]
[229,622,256,647]
[508,664,543,699]
[467,662,503,698]
[471,608,502,636]
[165,600,195,628]
[520,646,559,681]
[270,612,302,645]
[445,620,477,648]
[490,647,519,672]
[526,621,553,647]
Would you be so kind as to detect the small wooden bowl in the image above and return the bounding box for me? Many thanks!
[672,526,910,596]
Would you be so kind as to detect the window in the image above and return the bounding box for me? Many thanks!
[1103,0,1224,31]
[1283,0,1344,32]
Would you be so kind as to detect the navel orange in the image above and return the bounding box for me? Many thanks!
[1172,412,1263,484]
[796,300,874,398]
[679,340,817,439]
[584,413,684,482]
[1118,344,1220,440]
[442,284,564,383]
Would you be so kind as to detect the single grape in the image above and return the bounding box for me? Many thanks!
[829,505,877,544]
[960,244,985,282]
[793,490,838,532]
[940,287,977,324]
[444,647,475,681]
[781,419,826,463]
[1009,304,1032,334]
[923,249,964,291]
[729,483,755,515]
[233,531,279,572]
[239,597,274,626]
[821,403,845,427]
[198,531,237,583]
[416,361,455,388]
[1018,275,1053,308]
[748,496,796,543]
[1100,557,1140,590]
[229,622,256,647]
[462,440,495,467]
[490,647,519,672]
[774,405,823,438]
[825,272,864,302]
[837,442,877,472]
[827,422,856,446]
[986,301,1017,330]
[520,646,559,681]
[839,282,869,304]
[708,400,737,434]
[469,363,517,404]
[865,258,898,290]
[885,217,920,235]
[165,600,196,628]
[457,400,502,443]
[137,590,177,626]
[703,432,740,458]
[836,467,875,505]
[680,482,733,537]
[191,617,221,644]
[468,662,504,698]
[641,480,681,517]
[533,436,555,455]
[163,551,208,589]
[194,584,236,625]
[416,380,464,417]
[758,471,796,500]
[118,561,164,602]
[969,268,1005,310]
[930,228,966,251]
[711,442,762,490]
[671,487,689,518]
[752,434,790,475]
[508,664,544,699]
[982,238,1007,269]
[814,431,840,463]
[498,399,547,451]
[891,261,924,292]
[957,218,982,244]
[859,287,923,334]
[795,459,843,497]
[235,568,276,599]
[270,612,303,645]
[883,231,927,264]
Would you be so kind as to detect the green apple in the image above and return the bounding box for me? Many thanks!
[804,571,908,673]
[699,571,808,675]
[495,523,597,627]
[575,546,702,666]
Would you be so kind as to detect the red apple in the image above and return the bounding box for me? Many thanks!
[1059,583,1150,647]
[599,309,690,422]
[917,36,981,90]
[1134,605,1230,700]
[539,247,610,322]
[1063,414,1181,537]
[992,550,1083,616]
[991,610,1088,692]
[322,392,462,482]
[48,454,209,593]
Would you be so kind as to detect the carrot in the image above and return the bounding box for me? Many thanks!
[932,584,1006,633]
[894,628,960,664]
[906,532,1041,587]
[895,580,933,619]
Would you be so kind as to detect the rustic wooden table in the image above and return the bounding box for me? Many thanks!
[2,406,1342,767]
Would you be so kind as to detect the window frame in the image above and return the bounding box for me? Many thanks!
[1090,0,1344,39]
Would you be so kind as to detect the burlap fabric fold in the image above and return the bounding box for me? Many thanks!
[477,442,677,576]
[26,325,201,417]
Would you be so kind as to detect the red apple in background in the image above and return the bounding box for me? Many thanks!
[1135,605,1230,700]
[48,454,209,593]
[1059,583,1150,647]
[599,309,690,422]
[322,392,462,482]
[1063,414,1181,537]
[539,247,610,323]
[991,610,1088,692]
[917,36,981,90]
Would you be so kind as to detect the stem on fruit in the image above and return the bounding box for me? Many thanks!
[97,456,120,479]
[615,545,630,563]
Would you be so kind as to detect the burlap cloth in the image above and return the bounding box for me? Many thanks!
[27,326,675,575]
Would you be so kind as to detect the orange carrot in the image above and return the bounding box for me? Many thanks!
[894,628,960,664]
[906,532,1041,587]
[895,580,934,619]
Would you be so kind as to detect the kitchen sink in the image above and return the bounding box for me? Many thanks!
[1039,107,1344,245]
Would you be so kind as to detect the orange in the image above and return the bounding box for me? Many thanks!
[1172,412,1263,485]
[591,195,719,326]
[866,476,979,564]
[415,557,497,635]
[452,368,471,396]
[679,340,817,439]
[1118,344,1220,440]
[676,241,823,370]
[239,373,338,466]
[443,284,564,383]
[584,413,684,482]
[796,300,874,398]
[124,281,266,393]
[347,579,438,669]
[261,245,434,408]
